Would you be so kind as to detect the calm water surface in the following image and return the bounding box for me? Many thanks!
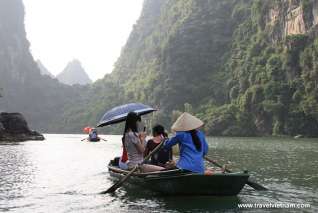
[0,134,317,212]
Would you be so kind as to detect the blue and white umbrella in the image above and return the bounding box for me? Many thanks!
[97,103,157,127]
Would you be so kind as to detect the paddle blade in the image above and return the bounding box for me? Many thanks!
[101,166,138,194]
[205,156,268,191]
[247,178,268,191]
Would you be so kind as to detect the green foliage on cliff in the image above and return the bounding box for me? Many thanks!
[211,0,318,136]
[53,0,251,133]
[54,0,318,137]
[3,0,317,136]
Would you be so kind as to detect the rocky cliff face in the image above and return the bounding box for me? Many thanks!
[0,0,83,132]
[0,0,40,84]
[36,60,54,78]
[264,0,318,39]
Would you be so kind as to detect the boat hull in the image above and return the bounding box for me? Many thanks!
[88,138,100,142]
[108,160,249,196]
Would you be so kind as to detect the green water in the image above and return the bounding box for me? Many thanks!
[0,134,317,212]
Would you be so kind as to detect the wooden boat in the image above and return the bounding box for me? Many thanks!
[108,158,249,196]
[88,137,100,142]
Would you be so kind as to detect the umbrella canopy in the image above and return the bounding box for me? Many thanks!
[83,126,92,134]
[97,103,156,127]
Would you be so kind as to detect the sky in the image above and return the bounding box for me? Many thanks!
[23,0,143,81]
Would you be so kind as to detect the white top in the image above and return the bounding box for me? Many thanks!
[124,131,143,168]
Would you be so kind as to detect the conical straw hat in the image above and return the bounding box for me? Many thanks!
[171,112,204,132]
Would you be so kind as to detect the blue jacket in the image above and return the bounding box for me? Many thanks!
[89,132,98,140]
[163,130,209,174]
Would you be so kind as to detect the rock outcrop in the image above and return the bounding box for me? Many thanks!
[0,112,45,142]
[266,0,318,39]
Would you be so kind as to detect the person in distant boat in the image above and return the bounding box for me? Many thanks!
[120,112,164,172]
[88,128,100,142]
[144,124,172,167]
[162,112,209,174]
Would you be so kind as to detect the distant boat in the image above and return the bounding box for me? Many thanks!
[88,128,100,142]
[88,137,100,142]
[108,158,249,196]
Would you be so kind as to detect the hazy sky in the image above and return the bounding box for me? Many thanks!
[23,0,143,81]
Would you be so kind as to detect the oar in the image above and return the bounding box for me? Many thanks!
[204,156,268,191]
[81,138,88,141]
[99,137,107,141]
[101,138,165,194]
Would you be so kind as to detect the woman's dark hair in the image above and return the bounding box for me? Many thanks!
[188,129,201,151]
[152,124,168,137]
[122,112,141,142]
[124,112,141,133]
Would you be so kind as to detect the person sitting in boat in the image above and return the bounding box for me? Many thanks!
[162,112,209,174]
[88,128,100,142]
[144,124,172,167]
[121,112,164,172]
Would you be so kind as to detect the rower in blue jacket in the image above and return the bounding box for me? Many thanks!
[163,112,209,174]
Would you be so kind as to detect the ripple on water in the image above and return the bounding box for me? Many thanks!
[0,135,317,212]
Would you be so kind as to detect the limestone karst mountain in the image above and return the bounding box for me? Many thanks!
[36,60,55,78]
[57,60,92,85]
[1,0,317,136]
[59,0,318,136]
[0,0,83,131]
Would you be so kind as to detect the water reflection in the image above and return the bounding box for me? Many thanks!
[0,135,317,212]
[0,144,36,201]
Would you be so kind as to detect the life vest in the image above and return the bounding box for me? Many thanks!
[121,138,128,162]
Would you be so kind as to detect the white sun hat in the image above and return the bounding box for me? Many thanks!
[171,112,204,132]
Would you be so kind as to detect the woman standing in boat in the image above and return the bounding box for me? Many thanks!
[120,112,164,172]
[163,112,209,174]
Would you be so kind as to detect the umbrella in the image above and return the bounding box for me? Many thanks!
[83,126,92,134]
[97,103,156,127]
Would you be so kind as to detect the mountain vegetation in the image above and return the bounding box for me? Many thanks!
[56,0,317,137]
[1,0,317,137]
[65,0,317,137]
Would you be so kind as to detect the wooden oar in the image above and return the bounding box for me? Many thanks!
[81,137,106,142]
[101,138,165,194]
[99,137,107,141]
[204,156,268,191]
